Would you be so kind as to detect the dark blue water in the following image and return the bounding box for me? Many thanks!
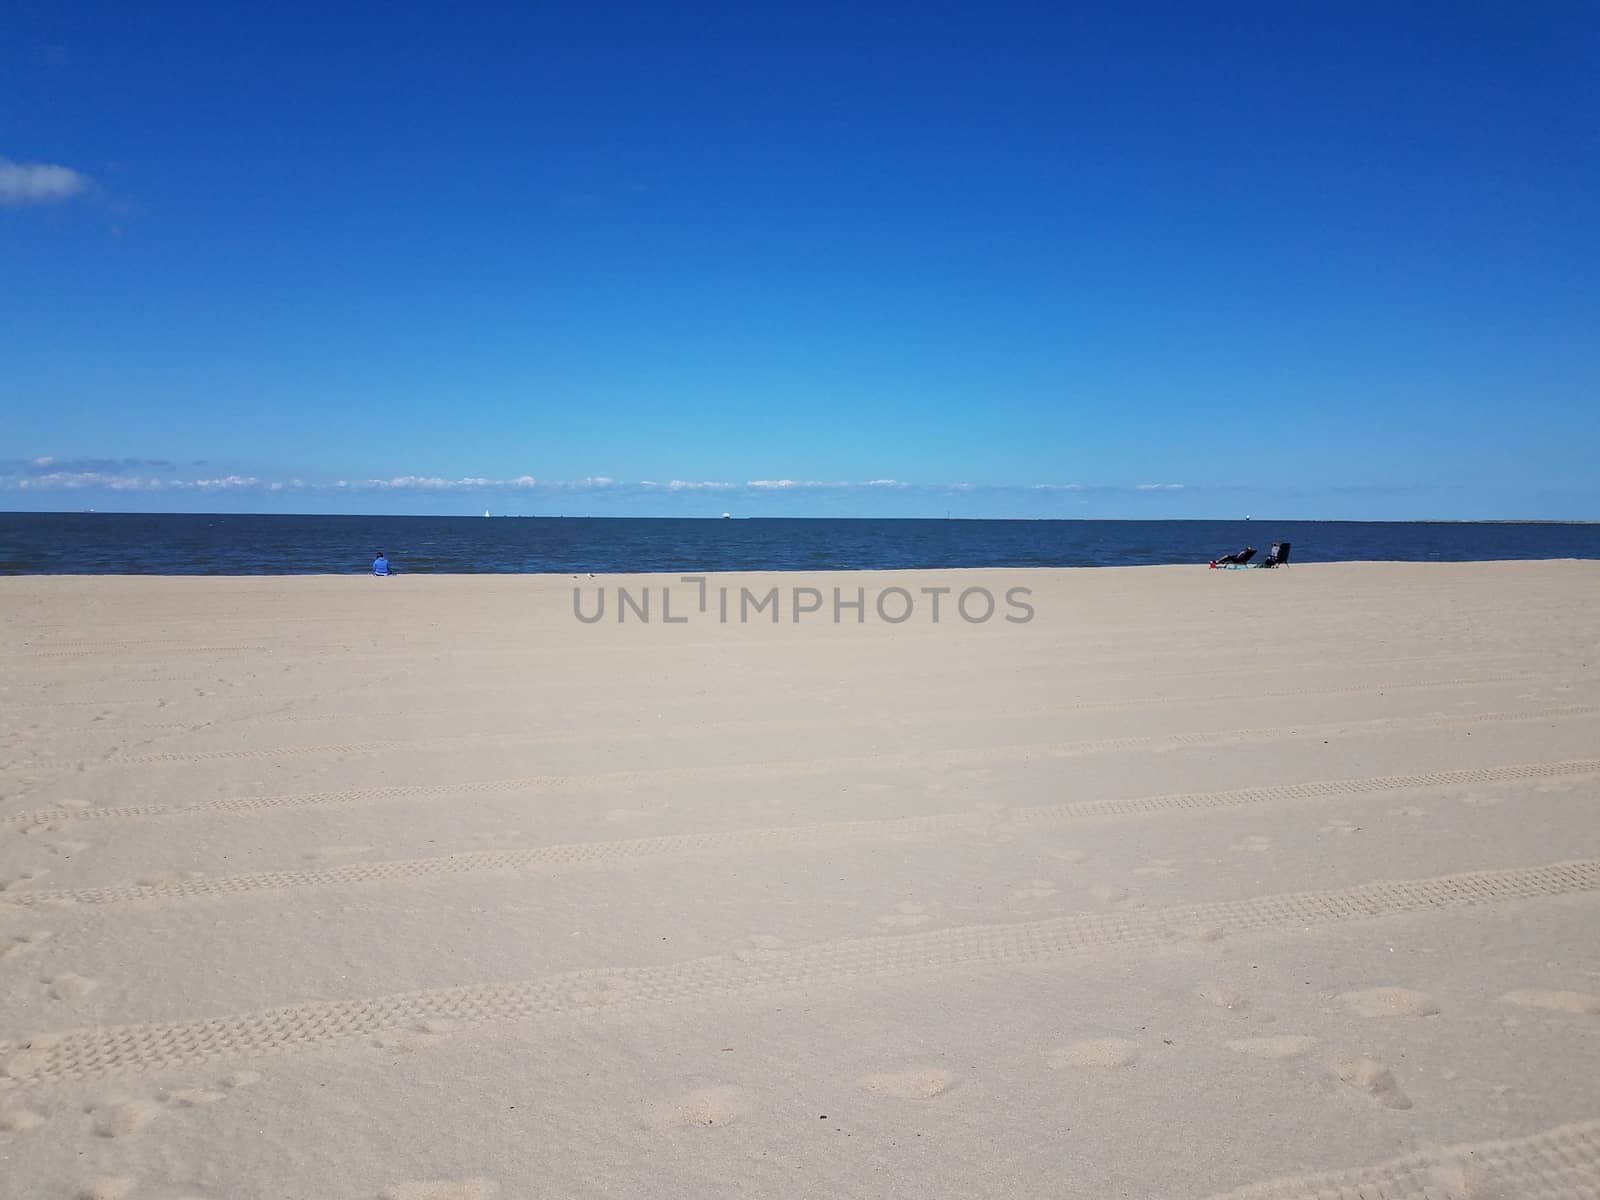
[0,513,1596,575]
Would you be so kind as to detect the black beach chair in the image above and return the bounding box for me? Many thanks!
[1262,542,1291,568]
[1211,546,1257,567]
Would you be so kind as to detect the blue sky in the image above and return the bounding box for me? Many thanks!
[3,2,1596,519]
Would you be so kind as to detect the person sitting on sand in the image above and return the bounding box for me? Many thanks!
[373,551,390,576]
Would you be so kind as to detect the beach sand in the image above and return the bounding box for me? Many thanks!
[2,561,1598,1199]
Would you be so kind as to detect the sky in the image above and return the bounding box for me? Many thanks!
[3,1,1597,519]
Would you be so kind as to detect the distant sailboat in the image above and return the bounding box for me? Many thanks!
[484,509,491,518]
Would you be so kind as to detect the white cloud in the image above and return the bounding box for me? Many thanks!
[0,469,1194,499]
[359,475,538,491]
[17,471,163,491]
[172,475,259,490]
[367,476,451,489]
[0,158,91,207]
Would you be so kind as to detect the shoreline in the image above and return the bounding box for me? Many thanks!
[3,556,1600,583]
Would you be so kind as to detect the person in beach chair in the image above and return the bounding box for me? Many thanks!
[1260,542,1291,568]
[1209,546,1256,568]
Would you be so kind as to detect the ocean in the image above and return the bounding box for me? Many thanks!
[2,512,1597,575]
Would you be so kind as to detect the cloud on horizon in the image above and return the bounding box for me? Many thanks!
[26,456,176,475]
[0,158,92,207]
[1,467,1193,499]
[12,471,261,491]
[360,475,539,490]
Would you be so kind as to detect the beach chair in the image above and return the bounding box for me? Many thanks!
[1210,546,1256,568]
[1261,542,1291,568]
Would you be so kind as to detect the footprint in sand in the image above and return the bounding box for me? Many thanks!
[373,1019,461,1052]
[1196,982,1251,1013]
[1227,1036,1318,1060]
[1337,988,1440,1018]
[92,1099,163,1138]
[0,932,54,961]
[859,1070,957,1099]
[2,1034,65,1080]
[1088,885,1134,906]
[1319,819,1361,835]
[1533,779,1578,795]
[163,1087,226,1107]
[1502,989,1600,1015]
[46,973,100,1005]
[221,1070,261,1089]
[0,1106,46,1132]
[464,829,526,848]
[0,870,48,893]
[1426,1163,1501,1197]
[1230,835,1272,854]
[302,845,376,862]
[380,1181,499,1200]
[47,840,91,857]
[642,1086,742,1130]
[1010,879,1059,901]
[878,902,933,928]
[733,934,787,962]
[1048,1039,1139,1069]
[1327,1055,1411,1109]
[1132,860,1179,878]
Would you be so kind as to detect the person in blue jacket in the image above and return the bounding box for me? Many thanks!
[373,551,390,576]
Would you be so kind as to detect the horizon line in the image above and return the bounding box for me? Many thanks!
[5,509,1599,526]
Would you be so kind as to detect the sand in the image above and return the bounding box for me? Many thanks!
[0,560,1597,1199]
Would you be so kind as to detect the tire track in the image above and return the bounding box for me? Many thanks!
[4,858,1597,1087]
[14,670,1557,738]
[7,759,1599,909]
[7,735,1598,834]
[11,701,1598,774]
[1207,1116,1600,1199]
[2,649,1561,734]
[12,646,262,658]
[0,647,1537,701]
